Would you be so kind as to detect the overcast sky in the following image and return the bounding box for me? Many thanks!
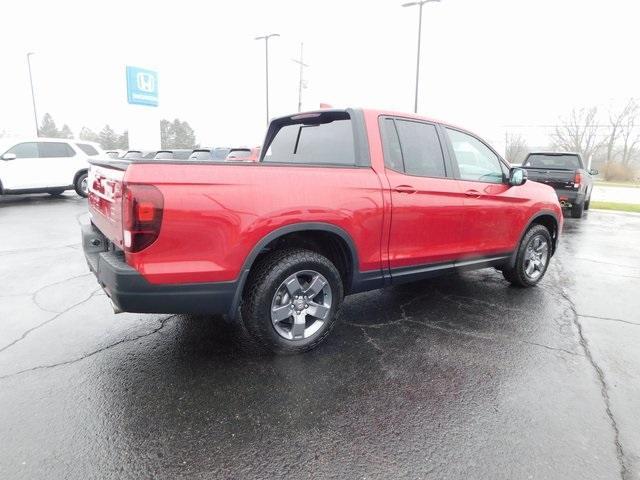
[1,0,638,150]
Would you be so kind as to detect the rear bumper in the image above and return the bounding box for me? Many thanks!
[554,188,585,206]
[82,223,237,315]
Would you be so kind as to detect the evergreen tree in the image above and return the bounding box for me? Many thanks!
[160,118,197,149]
[79,127,100,143]
[98,125,120,150]
[59,124,73,139]
[116,130,129,150]
[39,113,59,137]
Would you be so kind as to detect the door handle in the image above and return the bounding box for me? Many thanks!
[394,185,416,194]
[464,189,482,198]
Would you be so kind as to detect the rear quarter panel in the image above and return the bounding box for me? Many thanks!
[124,163,385,284]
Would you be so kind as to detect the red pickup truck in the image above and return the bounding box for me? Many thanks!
[83,108,562,353]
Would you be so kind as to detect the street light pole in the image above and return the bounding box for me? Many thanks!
[255,33,280,125]
[26,52,39,136]
[402,0,440,113]
[292,42,309,112]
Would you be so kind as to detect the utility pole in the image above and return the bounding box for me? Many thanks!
[26,52,39,136]
[292,42,309,112]
[402,0,441,113]
[255,33,280,125]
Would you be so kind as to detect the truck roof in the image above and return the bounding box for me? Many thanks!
[526,151,581,157]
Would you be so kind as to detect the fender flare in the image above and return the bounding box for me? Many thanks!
[228,222,360,318]
[508,209,560,268]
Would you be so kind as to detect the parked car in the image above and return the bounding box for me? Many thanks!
[226,147,261,162]
[122,150,156,160]
[0,137,105,197]
[153,149,193,160]
[83,108,562,353]
[522,151,597,218]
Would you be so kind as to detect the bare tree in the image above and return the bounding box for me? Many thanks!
[551,107,606,162]
[505,133,528,165]
[617,99,640,166]
[605,99,638,164]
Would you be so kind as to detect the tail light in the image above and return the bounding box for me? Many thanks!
[122,184,164,252]
[573,172,582,188]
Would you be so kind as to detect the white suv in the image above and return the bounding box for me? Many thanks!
[0,138,105,198]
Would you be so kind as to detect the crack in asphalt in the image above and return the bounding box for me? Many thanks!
[0,315,178,381]
[0,243,80,257]
[0,285,101,354]
[345,288,582,358]
[30,273,95,314]
[359,327,383,353]
[559,288,630,480]
[578,314,640,327]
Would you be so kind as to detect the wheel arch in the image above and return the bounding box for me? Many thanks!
[508,210,559,268]
[73,168,88,185]
[229,222,361,318]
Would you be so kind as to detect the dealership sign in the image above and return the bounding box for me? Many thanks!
[126,66,158,107]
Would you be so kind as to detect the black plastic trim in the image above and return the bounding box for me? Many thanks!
[83,224,236,314]
[508,210,560,268]
[4,185,73,194]
[229,222,385,318]
[390,253,512,285]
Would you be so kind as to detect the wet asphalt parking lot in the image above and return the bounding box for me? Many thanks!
[1,193,639,480]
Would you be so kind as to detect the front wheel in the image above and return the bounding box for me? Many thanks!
[241,248,344,354]
[74,173,88,198]
[502,224,552,287]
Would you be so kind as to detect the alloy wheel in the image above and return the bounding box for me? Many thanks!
[270,270,332,340]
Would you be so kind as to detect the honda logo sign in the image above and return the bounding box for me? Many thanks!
[126,66,158,107]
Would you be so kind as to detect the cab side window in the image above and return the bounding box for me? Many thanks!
[446,128,504,184]
[6,142,39,158]
[380,118,447,177]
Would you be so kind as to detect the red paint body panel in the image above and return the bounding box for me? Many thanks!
[87,108,562,290]
[122,163,384,284]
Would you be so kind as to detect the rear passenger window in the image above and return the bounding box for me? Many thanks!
[380,118,403,171]
[263,113,355,166]
[6,142,39,158]
[394,120,446,177]
[39,142,75,158]
[76,143,99,156]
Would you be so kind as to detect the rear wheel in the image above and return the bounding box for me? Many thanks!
[74,173,88,198]
[584,194,591,211]
[241,248,343,354]
[570,201,585,218]
[502,224,552,287]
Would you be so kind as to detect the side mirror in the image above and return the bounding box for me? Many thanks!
[508,167,527,186]
[589,168,599,176]
[2,153,17,161]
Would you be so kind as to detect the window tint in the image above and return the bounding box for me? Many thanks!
[39,142,75,158]
[394,120,446,177]
[76,143,99,156]
[6,142,39,158]
[264,118,355,165]
[380,118,403,171]
[523,154,581,169]
[446,129,503,183]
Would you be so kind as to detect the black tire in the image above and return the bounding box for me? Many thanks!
[502,224,552,287]
[241,248,344,354]
[74,172,88,198]
[570,201,585,218]
[584,195,591,211]
[48,189,65,196]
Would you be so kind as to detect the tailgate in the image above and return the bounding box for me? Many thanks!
[87,163,126,249]
[525,168,575,190]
